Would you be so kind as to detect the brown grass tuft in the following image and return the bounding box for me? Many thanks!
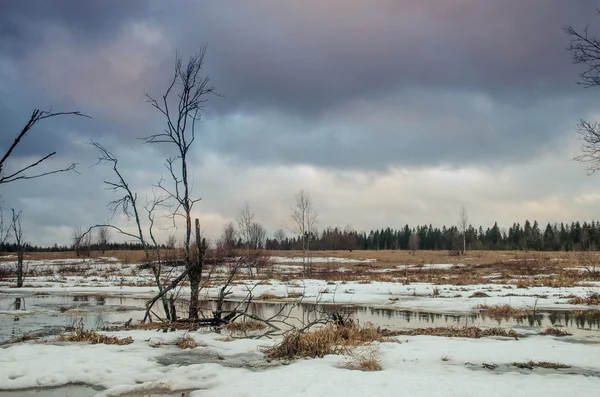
[477,304,526,319]
[265,322,387,360]
[540,327,573,337]
[512,360,571,370]
[469,291,490,298]
[383,326,524,339]
[225,320,266,335]
[175,334,198,349]
[58,327,133,345]
[344,345,383,371]
[287,291,304,298]
[258,293,280,300]
[567,292,600,305]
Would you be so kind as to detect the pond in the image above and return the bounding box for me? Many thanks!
[1,291,599,343]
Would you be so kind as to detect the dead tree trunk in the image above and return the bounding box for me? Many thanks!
[188,218,205,319]
[11,210,24,288]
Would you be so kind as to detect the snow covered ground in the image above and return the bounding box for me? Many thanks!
[0,329,599,396]
[1,255,600,396]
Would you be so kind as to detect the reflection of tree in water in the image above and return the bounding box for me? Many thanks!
[548,311,600,330]
[13,297,23,311]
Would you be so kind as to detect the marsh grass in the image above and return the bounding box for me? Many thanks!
[265,322,387,360]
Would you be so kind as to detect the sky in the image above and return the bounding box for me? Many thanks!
[2,0,600,246]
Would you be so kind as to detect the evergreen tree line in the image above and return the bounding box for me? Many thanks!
[266,220,600,252]
[0,241,147,253]
[2,220,600,253]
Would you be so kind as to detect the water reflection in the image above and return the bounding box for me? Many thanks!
[1,293,599,343]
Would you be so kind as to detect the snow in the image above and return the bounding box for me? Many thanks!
[2,255,600,395]
[0,330,598,396]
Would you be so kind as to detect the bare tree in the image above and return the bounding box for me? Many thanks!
[288,189,318,275]
[237,202,255,253]
[143,47,215,320]
[166,234,177,249]
[274,229,286,244]
[565,15,600,172]
[220,222,237,249]
[72,226,92,257]
[0,205,9,247]
[249,222,267,250]
[10,210,25,287]
[0,109,88,185]
[85,140,174,321]
[458,205,468,255]
[408,231,420,255]
[96,226,112,253]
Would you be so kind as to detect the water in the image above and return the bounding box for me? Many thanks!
[0,384,101,397]
[0,293,144,342]
[1,292,599,343]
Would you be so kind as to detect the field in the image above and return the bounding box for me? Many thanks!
[0,249,599,396]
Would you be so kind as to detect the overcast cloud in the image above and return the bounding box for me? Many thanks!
[2,0,600,246]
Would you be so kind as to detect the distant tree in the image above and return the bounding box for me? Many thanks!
[220,222,236,249]
[274,229,286,244]
[287,189,318,275]
[166,234,177,249]
[236,202,255,253]
[458,206,469,255]
[72,225,92,257]
[408,230,420,255]
[96,226,111,253]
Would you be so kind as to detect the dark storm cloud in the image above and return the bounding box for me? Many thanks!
[0,0,149,55]
[4,0,600,247]
[162,0,599,114]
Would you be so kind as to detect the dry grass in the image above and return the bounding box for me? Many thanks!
[540,327,573,337]
[287,291,304,298]
[175,334,198,349]
[512,361,571,370]
[58,326,133,345]
[3,249,596,289]
[265,322,387,360]
[567,292,600,305]
[383,326,524,339]
[257,293,280,300]
[477,304,526,319]
[225,320,266,334]
[344,345,383,371]
[469,291,490,298]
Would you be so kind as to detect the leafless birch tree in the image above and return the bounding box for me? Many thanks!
[96,226,111,253]
[288,189,318,275]
[143,47,215,320]
[10,210,25,288]
[458,205,469,255]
